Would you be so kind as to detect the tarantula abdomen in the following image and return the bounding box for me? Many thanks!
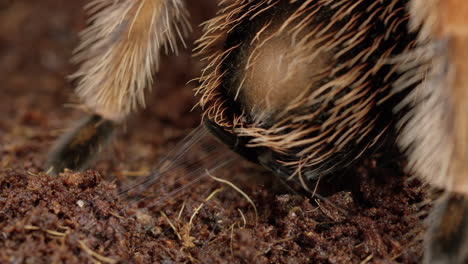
[197,0,418,182]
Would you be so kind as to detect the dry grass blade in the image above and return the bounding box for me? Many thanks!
[207,170,258,223]
[188,187,224,226]
[78,240,117,264]
[161,211,182,241]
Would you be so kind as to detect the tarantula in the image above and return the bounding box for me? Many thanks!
[45,0,468,263]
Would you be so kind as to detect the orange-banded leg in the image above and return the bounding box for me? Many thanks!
[405,0,468,262]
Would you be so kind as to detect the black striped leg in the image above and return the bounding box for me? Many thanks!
[425,192,468,264]
[45,114,117,175]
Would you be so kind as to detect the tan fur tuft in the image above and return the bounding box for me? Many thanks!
[72,0,190,121]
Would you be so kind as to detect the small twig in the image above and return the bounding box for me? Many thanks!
[44,229,67,237]
[271,236,295,244]
[78,240,117,264]
[178,199,187,220]
[24,225,67,237]
[119,168,150,177]
[311,176,321,198]
[189,204,205,228]
[204,187,224,203]
[24,225,40,230]
[315,199,338,221]
[207,170,258,223]
[109,211,125,220]
[45,166,54,175]
[161,212,182,241]
[27,171,39,177]
[238,209,247,228]
[189,188,224,226]
[359,254,373,264]
[229,222,237,257]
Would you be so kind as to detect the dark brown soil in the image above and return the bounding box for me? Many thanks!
[0,1,428,263]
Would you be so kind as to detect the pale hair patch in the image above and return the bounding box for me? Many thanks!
[71,0,190,121]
